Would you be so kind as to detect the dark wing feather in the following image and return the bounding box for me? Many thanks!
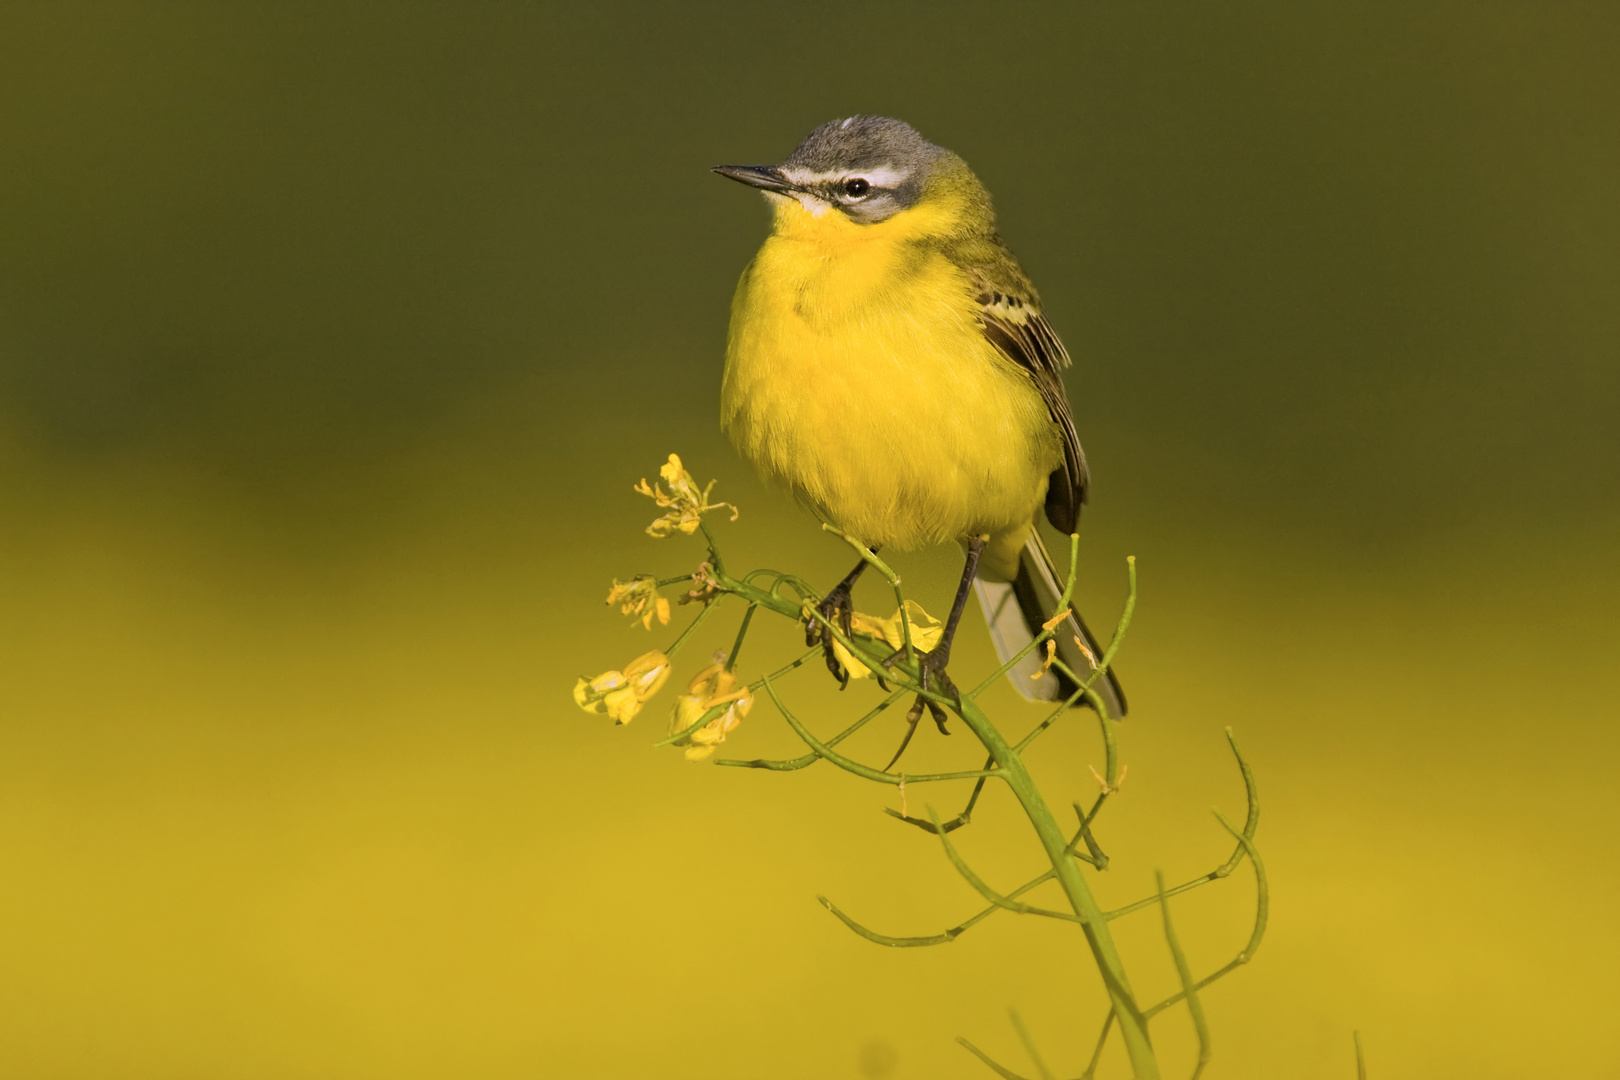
[971,277,1089,533]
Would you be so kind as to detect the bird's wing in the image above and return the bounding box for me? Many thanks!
[969,269,1089,533]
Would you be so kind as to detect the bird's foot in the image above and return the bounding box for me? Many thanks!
[878,646,958,771]
[804,583,856,689]
[881,644,960,716]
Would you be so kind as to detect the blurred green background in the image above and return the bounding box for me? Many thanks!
[1,4,1616,1077]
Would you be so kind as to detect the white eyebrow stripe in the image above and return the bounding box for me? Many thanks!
[852,166,907,188]
[778,165,909,189]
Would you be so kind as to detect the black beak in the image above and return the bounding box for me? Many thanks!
[712,165,794,193]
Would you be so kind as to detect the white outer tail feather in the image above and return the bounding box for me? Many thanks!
[972,534,1128,719]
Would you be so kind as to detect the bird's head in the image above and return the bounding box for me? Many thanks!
[714,116,991,241]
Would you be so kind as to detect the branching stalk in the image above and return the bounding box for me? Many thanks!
[761,675,1002,787]
[1009,1008,1056,1080]
[957,1037,1031,1080]
[966,533,1084,698]
[595,469,1269,1080]
[1156,870,1212,1079]
[928,806,1083,923]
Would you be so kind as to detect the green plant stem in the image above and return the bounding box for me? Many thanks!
[1012,684,1090,753]
[950,692,1158,1078]
[822,523,916,665]
[714,567,808,619]
[1142,810,1269,1019]
[645,535,1219,1080]
[742,568,819,605]
[1106,870,1229,922]
[724,603,757,672]
[966,533,1083,699]
[1069,799,1110,869]
[1157,870,1212,1079]
[718,564,947,707]
[761,675,1001,786]
[1047,658,1121,788]
[956,1038,1030,1080]
[1104,734,1259,920]
[928,806,1082,923]
[885,753,994,833]
[1008,1007,1055,1080]
[663,595,719,658]
[654,647,818,747]
[827,806,1116,948]
[716,689,906,771]
[1079,1009,1115,1080]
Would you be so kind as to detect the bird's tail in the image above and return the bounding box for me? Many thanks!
[971,533,1128,719]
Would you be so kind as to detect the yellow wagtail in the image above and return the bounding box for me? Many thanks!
[715,116,1126,749]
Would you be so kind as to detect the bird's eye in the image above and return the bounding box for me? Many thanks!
[843,177,871,198]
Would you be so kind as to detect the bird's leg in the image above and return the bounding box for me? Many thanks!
[880,536,987,764]
[805,551,878,689]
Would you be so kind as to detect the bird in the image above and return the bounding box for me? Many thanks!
[714,116,1126,748]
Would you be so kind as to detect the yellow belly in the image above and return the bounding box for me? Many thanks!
[720,219,1060,556]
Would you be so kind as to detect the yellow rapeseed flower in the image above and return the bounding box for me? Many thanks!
[1028,611,1101,682]
[633,454,738,539]
[573,650,672,725]
[678,561,723,606]
[604,575,671,629]
[828,600,943,680]
[669,658,754,762]
[1031,611,1067,680]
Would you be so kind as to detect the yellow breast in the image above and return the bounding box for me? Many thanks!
[720,198,1060,551]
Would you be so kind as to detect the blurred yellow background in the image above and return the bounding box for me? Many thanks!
[1,4,1616,1077]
